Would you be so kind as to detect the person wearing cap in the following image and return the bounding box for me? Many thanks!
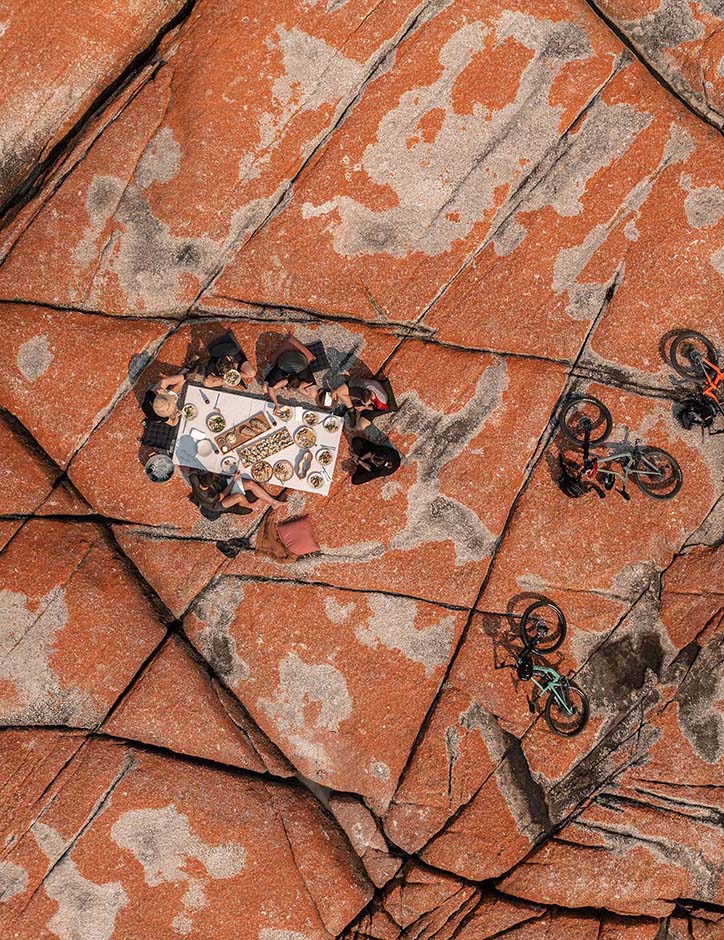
[263,336,317,412]
[150,374,186,426]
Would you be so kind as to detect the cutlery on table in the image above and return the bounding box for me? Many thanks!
[199,389,210,405]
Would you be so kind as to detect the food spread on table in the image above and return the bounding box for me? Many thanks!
[176,388,341,493]
[238,427,294,466]
[216,413,271,453]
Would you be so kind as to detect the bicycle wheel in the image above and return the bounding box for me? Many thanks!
[558,397,612,449]
[545,683,589,736]
[519,601,566,653]
[669,331,718,379]
[633,447,683,500]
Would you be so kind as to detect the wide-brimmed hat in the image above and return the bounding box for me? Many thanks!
[153,390,177,418]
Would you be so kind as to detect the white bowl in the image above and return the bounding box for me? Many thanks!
[196,439,213,458]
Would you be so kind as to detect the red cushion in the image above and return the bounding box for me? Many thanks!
[276,516,320,556]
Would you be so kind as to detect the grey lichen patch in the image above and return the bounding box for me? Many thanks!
[390,358,508,565]
[111,806,246,934]
[249,27,365,183]
[260,652,352,734]
[710,246,724,278]
[33,822,127,940]
[259,931,309,940]
[525,101,652,218]
[324,596,355,623]
[356,594,456,677]
[0,860,27,903]
[551,122,692,320]
[17,334,53,382]
[302,13,596,260]
[95,187,218,312]
[622,0,704,57]
[135,127,181,189]
[0,588,92,726]
[684,185,724,229]
[191,578,248,684]
[73,175,125,270]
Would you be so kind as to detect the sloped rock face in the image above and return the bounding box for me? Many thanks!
[1,1,724,938]
[594,0,724,129]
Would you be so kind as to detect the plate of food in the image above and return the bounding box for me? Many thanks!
[303,411,319,426]
[273,459,294,482]
[250,461,272,483]
[206,412,226,433]
[322,415,340,432]
[308,473,324,489]
[182,403,198,420]
[221,455,238,473]
[275,405,293,421]
[294,427,316,448]
[316,448,333,466]
[223,369,241,387]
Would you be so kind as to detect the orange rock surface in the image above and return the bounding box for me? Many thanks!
[1,1,723,937]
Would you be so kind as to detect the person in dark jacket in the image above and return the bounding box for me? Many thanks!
[349,437,401,485]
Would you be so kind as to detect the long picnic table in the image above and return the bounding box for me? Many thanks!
[172,383,343,497]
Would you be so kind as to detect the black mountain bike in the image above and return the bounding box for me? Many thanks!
[513,601,590,737]
[558,396,683,500]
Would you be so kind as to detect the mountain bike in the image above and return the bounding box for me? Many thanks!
[668,330,724,432]
[513,601,589,736]
[558,396,683,500]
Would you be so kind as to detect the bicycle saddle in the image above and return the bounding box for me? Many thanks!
[517,656,534,681]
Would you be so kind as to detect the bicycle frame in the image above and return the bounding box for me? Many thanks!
[528,663,574,714]
[698,356,724,415]
[583,447,664,489]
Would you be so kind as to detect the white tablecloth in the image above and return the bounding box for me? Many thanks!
[172,384,343,496]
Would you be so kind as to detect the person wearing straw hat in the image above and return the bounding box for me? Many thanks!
[150,373,186,426]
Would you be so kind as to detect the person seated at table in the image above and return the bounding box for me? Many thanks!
[190,470,285,513]
[202,335,255,388]
[264,336,317,410]
[332,378,389,431]
[350,437,401,485]
[150,374,186,426]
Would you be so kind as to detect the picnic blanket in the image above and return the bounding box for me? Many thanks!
[255,511,298,563]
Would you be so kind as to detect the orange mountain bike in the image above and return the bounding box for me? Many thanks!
[669,331,724,431]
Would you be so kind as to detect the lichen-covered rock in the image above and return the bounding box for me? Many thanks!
[0,734,371,938]
[595,0,724,128]
[184,575,467,808]
[0,0,188,208]
[0,520,165,727]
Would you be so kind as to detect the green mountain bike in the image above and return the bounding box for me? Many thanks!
[514,601,590,737]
